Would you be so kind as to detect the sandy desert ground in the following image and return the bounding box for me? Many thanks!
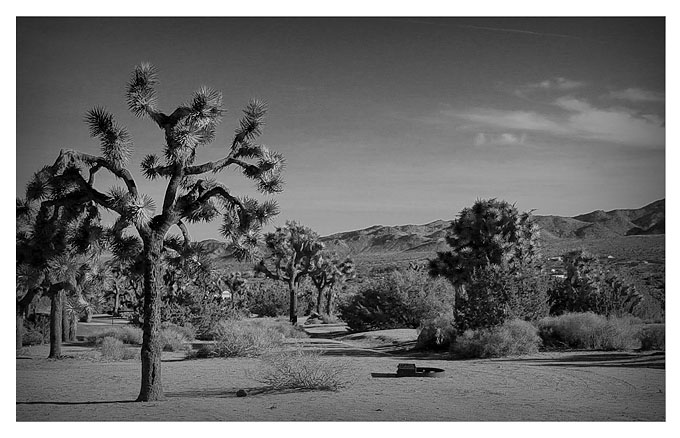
[16,329,665,421]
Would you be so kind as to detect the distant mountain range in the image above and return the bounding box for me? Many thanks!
[320,199,665,255]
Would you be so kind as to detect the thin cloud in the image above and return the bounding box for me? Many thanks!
[525,77,586,91]
[474,132,527,147]
[451,97,664,148]
[454,109,567,134]
[513,77,586,100]
[553,96,664,147]
[607,88,665,103]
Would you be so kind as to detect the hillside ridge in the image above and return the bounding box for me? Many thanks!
[320,199,665,255]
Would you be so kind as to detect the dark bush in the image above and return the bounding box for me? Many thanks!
[246,278,314,318]
[416,313,457,350]
[338,270,455,332]
[454,265,550,333]
[547,250,643,317]
[636,324,665,351]
[22,329,46,346]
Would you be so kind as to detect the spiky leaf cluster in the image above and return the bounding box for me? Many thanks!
[140,154,161,179]
[186,86,223,129]
[107,187,156,226]
[234,99,267,143]
[126,62,159,118]
[108,232,143,264]
[85,107,133,167]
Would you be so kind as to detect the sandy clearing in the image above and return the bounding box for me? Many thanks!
[16,347,664,421]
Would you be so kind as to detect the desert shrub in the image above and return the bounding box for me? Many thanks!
[159,323,195,352]
[320,313,341,324]
[22,329,46,346]
[416,313,457,350]
[338,270,455,332]
[452,319,541,358]
[161,322,196,340]
[87,325,143,345]
[537,312,641,350]
[253,348,351,391]
[547,250,643,317]
[157,288,241,338]
[636,324,665,351]
[99,336,139,361]
[22,319,50,346]
[247,280,289,317]
[246,279,314,318]
[239,317,308,339]
[208,319,286,357]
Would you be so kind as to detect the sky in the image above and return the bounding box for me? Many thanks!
[16,17,665,240]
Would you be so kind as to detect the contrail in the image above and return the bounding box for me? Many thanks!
[384,18,584,41]
[456,23,583,40]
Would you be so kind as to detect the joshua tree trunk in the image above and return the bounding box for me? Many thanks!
[69,312,78,341]
[17,288,40,350]
[137,235,165,402]
[16,310,24,350]
[62,305,71,342]
[315,288,324,315]
[288,281,298,325]
[113,289,121,316]
[324,288,334,316]
[49,290,64,358]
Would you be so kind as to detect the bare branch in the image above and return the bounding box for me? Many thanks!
[55,149,139,198]
[176,220,191,249]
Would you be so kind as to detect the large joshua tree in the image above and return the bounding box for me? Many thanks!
[38,63,284,401]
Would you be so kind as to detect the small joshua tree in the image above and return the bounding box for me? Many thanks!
[17,194,104,355]
[309,254,356,315]
[254,221,324,324]
[33,63,285,401]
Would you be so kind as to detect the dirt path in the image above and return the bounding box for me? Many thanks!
[16,342,664,421]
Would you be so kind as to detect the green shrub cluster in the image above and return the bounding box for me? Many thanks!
[22,329,45,346]
[452,319,541,358]
[159,323,195,352]
[636,324,665,351]
[253,348,351,391]
[197,319,285,358]
[454,265,550,333]
[338,270,455,332]
[537,312,641,350]
[99,336,139,361]
[246,279,315,318]
[87,326,143,345]
[547,250,643,317]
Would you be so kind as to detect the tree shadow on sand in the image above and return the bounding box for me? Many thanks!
[16,400,137,406]
[165,386,317,399]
